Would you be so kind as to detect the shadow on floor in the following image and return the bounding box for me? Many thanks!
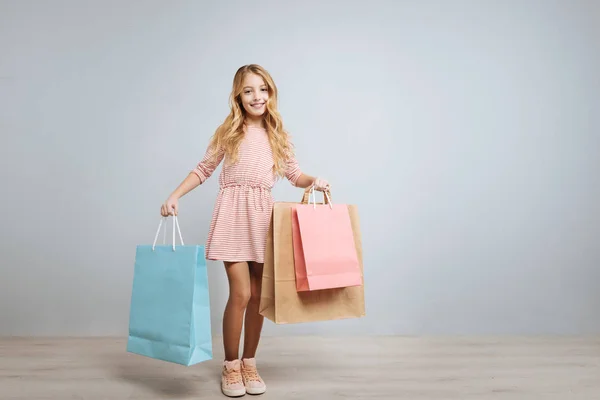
[102,352,220,398]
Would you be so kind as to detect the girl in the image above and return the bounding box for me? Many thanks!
[160,64,329,397]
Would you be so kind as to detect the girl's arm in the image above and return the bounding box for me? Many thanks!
[161,172,201,216]
[285,145,329,191]
[169,173,201,200]
[161,144,224,216]
[295,174,316,188]
[294,173,330,191]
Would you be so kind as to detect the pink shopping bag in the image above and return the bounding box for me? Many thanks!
[291,189,362,291]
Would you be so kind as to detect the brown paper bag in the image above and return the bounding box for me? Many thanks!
[259,190,365,324]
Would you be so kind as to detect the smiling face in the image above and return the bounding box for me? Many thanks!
[239,72,269,119]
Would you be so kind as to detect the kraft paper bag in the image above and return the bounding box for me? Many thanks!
[292,189,362,291]
[127,216,213,366]
[259,190,365,324]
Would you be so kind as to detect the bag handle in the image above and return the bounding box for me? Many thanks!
[300,186,332,204]
[152,215,185,251]
[301,186,333,209]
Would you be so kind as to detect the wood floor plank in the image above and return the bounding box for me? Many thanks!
[1,336,599,399]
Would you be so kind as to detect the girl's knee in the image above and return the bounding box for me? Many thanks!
[230,288,251,308]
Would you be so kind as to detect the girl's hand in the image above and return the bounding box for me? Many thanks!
[161,196,179,216]
[312,177,330,192]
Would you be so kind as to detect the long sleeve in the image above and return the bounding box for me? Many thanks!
[284,147,303,186]
[191,144,225,184]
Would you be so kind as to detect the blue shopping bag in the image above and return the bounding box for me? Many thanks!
[127,215,212,366]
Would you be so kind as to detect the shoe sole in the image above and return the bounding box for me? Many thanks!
[222,387,246,397]
[246,387,266,395]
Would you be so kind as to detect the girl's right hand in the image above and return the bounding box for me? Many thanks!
[160,196,179,217]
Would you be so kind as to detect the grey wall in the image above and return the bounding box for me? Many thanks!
[1,0,599,337]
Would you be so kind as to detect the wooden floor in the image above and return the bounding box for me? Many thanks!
[1,336,599,399]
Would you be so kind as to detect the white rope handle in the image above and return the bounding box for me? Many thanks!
[308,186,333,210]
[152,215,185,251]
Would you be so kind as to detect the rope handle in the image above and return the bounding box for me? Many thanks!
[305,186,333,210]
[152,215,185,251]
[301,186,332,205]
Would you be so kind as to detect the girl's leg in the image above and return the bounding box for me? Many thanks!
[240,261,267,395]
[242,261,265,359]
[222,261,251,361]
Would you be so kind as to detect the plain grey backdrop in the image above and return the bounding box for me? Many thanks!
[1,0,599,337]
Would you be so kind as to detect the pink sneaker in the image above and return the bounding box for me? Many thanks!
[221,359,246,397]
[241,358,266,395]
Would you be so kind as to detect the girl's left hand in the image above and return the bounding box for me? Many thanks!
[312,177,330,192]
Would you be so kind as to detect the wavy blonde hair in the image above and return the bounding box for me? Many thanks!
[207,64,294,178]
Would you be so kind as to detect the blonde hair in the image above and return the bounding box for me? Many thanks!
[207,64,294,178]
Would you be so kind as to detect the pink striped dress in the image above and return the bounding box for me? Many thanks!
[191,126,302,263]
